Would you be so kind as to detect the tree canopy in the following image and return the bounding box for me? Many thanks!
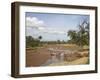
[67,20,89,47]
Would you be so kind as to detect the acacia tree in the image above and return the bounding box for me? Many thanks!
[67,30,78,43]
[77,20,89,47]
[26,36,40,48]
[38,36,42,40]
[67,20,89,47]
[38,36,42,46]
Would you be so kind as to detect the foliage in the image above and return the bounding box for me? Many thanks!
[26,35,67,48]
[38,36,42,40]
[26,36,40,48]
[67,20,89,47]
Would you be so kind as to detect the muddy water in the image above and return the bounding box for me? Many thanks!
[42,48,74,66]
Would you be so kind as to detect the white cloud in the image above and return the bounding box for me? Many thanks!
[42,29,67,35]
[26,17,45,29]
[38,27,45,30]
[26,16,67,35]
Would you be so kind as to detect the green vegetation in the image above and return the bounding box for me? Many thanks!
[26,19,89,49]
[67,20,89,48]
[26,35,67,48]
[26,36,40,48]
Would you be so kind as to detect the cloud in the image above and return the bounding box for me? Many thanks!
[26,17,45,29]
[41,28,67,35]
[26,16,67,35]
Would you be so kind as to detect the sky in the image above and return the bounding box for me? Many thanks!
[25,12,89,41]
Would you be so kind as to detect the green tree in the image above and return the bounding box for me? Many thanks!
[77,20,89,46]
[38,36,43,46]
[26,36,40,48]
[67,20,89,47]
[67,30,78,43]
[38,36,42,41]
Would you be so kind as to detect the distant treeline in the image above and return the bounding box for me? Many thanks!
[26,36,67,48]
[26,36,40,48]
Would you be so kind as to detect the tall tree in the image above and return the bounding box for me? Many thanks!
[38,36,42,41]
[67,30,78,43]
[26,36,40,48]
[67,20,89,47]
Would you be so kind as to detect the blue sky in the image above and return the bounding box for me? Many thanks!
[25,12,89,41]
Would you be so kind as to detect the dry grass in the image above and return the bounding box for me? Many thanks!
[49,57,89,66]
[78,51,89,57]
[26,44,89,67]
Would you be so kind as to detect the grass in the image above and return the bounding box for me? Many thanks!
[26,43,89,66]
[49,57,89,66]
